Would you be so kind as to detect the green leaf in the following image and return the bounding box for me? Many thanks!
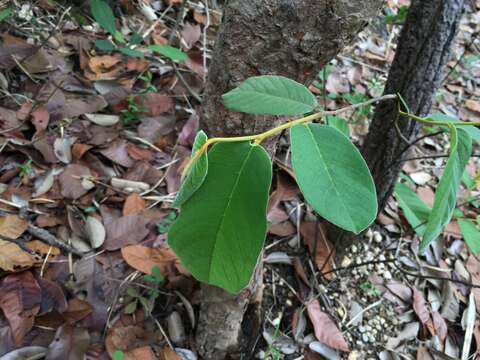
[290,124,377,233]
[113,351,124,360]
[124,300,138,314]
[149,44,188,61]
[118,47,145,58]
[168,142,272,293]
[462,170,476,190]
[95,39,114,52]
[420,127,472,252]
[428,113,480,144]
[327,116,350,137]
[394,182,431,236]
[459,219,480,255]
[222,75,318,116]
[173,131,208,208]
[90,0,117,36]
[130,32,144,45]
[0,7,11,22]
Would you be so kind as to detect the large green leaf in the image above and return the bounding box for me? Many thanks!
[149,45,188,61]
[459,219,480,255]
[290,124,377,233]
[168,142,272,293]
[90,0,123,42]
[173,131,208,208]
[394,182,431,236]
[420,127,472,252]
[222,75,318,116]
[428,113,480,145]
[0,7,11,22]
[327,116,350,137]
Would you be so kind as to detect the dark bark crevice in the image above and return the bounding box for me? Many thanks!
[329,0,465,257]
[362,0,465,213]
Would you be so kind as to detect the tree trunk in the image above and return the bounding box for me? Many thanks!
[197,1,382,358]
[363,0,465,211]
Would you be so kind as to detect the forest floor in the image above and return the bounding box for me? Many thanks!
[0,0,479,359]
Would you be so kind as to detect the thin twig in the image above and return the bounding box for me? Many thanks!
[27,224,83,257]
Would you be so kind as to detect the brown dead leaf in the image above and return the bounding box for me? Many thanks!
[127,144,154,162]
[59,164,93,200]
[140,93,173,117]
[62,298,93,324]
[161,347,182,360]
[104,214,150,251]
[123,193,146,216]
[466,99,480,113]
[64,94,108,118]
[306,299,349,352]
[0,272,41,345]
[416,186,434,208]
[0,106,21,132]
[181,23,201,49]
[300,221,334,278]
[178,114,199,146]
[0,240,35,271]
[121,245,186,276]
[431,310,447,342]
[416,345,434,360]
[25,240,60,261]
[31,105,50,133]
[45,325,90,360]
[0,215,28,239]
[413,288,431,324]
[268,221,296,236]
[72,144,93,161]
[100,139,134,168]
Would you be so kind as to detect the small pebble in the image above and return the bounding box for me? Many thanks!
[351,245,358,253]
[383,271,392,280]
[359,325,366,333]
[362,334,369,343]
[373,231,382,243]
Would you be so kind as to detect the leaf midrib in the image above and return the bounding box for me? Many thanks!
[207,145,255,281]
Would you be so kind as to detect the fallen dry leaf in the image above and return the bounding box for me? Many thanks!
[0,272,41,345]
[140,93,173,117]
[306,299,349,352]
[62,298,93,324]
[58,164,93,200]
[100,139,135,168]
[301,221,335,278]
[0,240,35,271]
[123,193,146,216]
[31,105,50,133]
[104,214,150,251]
[121,245,185,276]
[45,325,90,360]
[412,288,431,324]
[0,215,28,240]
[161,347,182,360]
[465,99,480,113]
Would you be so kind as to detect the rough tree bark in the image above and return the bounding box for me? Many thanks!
[362,0,465,211]
[197,1,382,359]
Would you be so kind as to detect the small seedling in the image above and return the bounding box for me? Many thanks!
[157,211,177,234]
[124,266,164,314]
[113,351,124,360]
[360,281,381,297]
[19,159,33,178]
[90,0,187,60]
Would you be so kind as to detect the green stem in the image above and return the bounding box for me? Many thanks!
[399,110,480,126]
[182,94,398,177]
